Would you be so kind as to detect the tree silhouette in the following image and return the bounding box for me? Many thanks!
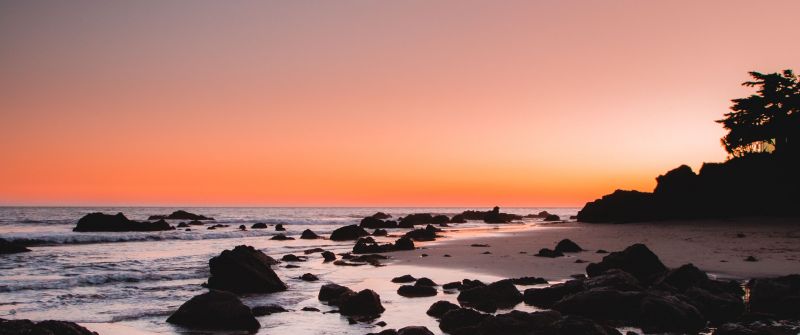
[718,70,799,157]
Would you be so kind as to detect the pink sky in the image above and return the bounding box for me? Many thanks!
[1,1,798,206]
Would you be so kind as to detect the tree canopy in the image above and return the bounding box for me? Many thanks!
[718,70,800,158]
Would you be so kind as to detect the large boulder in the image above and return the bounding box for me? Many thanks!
[426,300,460,317]
[458,279,523,310]
[207,245,287,293]
[684,286,744,324]
[0,319,98,335]
[586,243,667,283]
[148,210,214,221]
[475,310,562,335]
[166,290,260,331]
[552,288,644,321]
[397,326,434,335]
[523,279,586,308]
[398,285,437,297]
[577,190,658,223]
[554,239,583,253]
[545,315,622,335]
[439,308,489,334]
[393,237,415,251]
[747,274,800,318]
[338,289,385,317]
[300,229,320,239]
[639,293,706,333]
[330,225,369,241]
[0,239,31,254]
[318,283,355,305]
[73,212,173,232]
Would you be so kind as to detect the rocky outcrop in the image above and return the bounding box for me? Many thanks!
[73,212,173,232]
[148,210,214,221]
[360,217,399,229]
[543,214,561,221]
[585,243,667,283]
[207,245,287,293]
[398,213,435,228]
[330,225,369,241]
[0,239,31,254]
[166,290,260,331]
[270,233,294,241]
[353,236,415,254]
[0,318,98,335]
[371,212,392,220]
[300,229,320,239]
[403,225,440,241]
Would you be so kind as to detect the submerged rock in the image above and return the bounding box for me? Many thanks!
[338,289,385,317]
[0,239,31,254]
[166,290,260,331]
[73,212,173,232]
[270,233,294,241]
[148,210,214,221]
[207,245,287,293]
[251,222,268,229]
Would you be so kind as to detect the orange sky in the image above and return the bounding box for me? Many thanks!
[1,1,798,207]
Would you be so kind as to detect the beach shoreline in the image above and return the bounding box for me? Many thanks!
[393,218,800,281]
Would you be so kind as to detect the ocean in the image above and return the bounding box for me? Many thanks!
[0,207,578,334]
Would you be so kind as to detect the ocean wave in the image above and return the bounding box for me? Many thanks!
[0,272,205,293]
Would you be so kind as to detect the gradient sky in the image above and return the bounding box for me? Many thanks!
[1,1,798,207]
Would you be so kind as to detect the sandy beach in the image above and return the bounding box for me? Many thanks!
[395,218,800,281]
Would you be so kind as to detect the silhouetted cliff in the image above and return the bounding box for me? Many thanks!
[577,154,799,223]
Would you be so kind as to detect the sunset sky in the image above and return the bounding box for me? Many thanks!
[1,1,798,207]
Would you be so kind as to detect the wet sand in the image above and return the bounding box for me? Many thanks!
[394,218,800,281]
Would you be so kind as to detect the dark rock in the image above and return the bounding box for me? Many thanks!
[523,280,587,307]
[319,283,355,304]
[373,229,388,236]
[251,222,268,229]
[360,216,399,229]
[270,233,294,241]
[476,310,563,335]
[745,255,758,262]
[639,292,706,333]
[552,288,645,321]
[554,239,583,253]
[281,254,305,262]
[349,254,388,266]
[510,277,548,285]
[333,260,365,266]
[149,210,213,221]
[443,281,463,290]
[585,243,667,283]
[415,277,438,287]
[371,212,392,219]
[525,211,552,218]
[483,206,522,223]
[177,222,190,228]
[339,289,385,316]
[543,214,561,221]
[458,279,523,310]
[238,225,246,231]
[207,245,286,293]
[439,308,489,333]
[684,286,745,324]
[321,251,336,262]
[393,237,415,251]
[431,215,450,225]
[188,220,205,225]
[398,213,435,227]
[471,244,490,247]
[482,251,492,255]
[546,315,622,335]
[535,248,563,258]
[166,290,259,331]
[748,274,800,318]
[0,239,31,254]
[0,319,98,335]
[304,247,326,254]
[398,285,437,297]
[426,300,460,317]
[302,307,320,312]
[397,326,434,335]
[74,212,173,232]
[462,279,487,290]
[655,263,708,292]
[391,275,416,283]
[300,273,319,281]
[284,264,300,269]
[353,237,395,254]
[330,225,370,241]
[300,229,320,239]
[403,225,440,241]
[596,249,609,253]
[251,304,287,316]
[577,190,658,223]
[450,214,467,223]
[713,322,797,335]
[584,269,642,291]
[275,224,286,231]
